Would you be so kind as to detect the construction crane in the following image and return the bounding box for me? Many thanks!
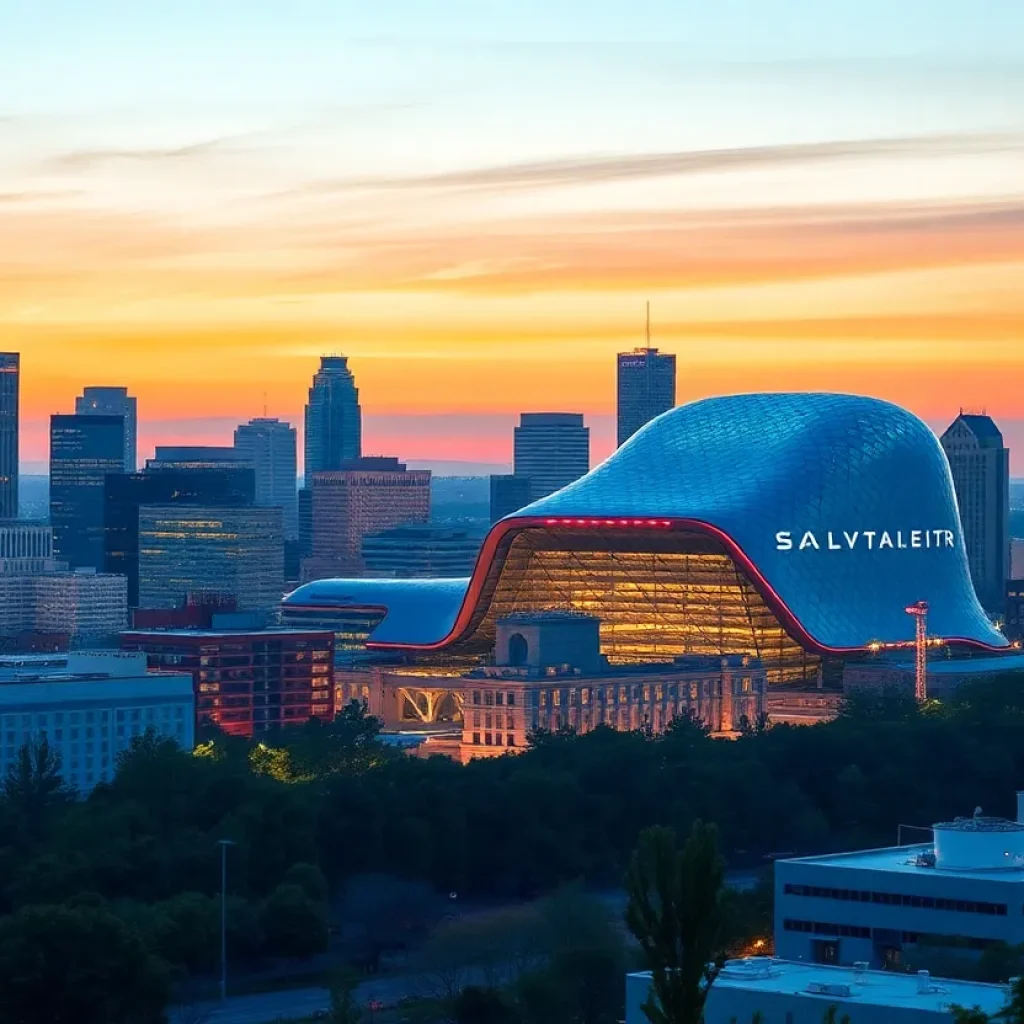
[905,601,929,701]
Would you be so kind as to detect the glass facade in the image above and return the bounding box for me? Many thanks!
[0,353,18,520]
[456,527,819,684]
[50,414,125,569]
[104,467,256,608]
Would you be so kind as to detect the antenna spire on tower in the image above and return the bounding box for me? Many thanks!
[646,300,651,347]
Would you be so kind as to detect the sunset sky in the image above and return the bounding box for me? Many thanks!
[3,1,1024,472]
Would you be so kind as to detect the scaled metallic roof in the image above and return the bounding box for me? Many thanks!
[284,393,1008,654]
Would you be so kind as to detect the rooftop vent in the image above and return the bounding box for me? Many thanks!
[807,983,853,998]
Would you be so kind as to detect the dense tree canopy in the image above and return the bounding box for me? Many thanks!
[1,673,1023,1018]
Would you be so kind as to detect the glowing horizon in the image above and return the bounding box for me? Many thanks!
[4,2,1024,471]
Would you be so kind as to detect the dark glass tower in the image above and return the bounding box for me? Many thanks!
[50,414,125,569]
[617,347,676,447]
[104,467,255,608]
[76,386,138,472]
[304,356,361,475]
[0,353,18,519]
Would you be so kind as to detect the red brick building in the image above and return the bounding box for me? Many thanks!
[120,628,335,737]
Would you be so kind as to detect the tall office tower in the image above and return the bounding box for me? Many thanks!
[50,414,125,570]
[0,354,18,519]
[76,386,138,472]
[304,355,361,474]
[489,474,533,523]
[940,412,1010,612]
[138,505,285,613]
[617,346,676,447]
[302,457,430,581]
[147,446,250,470]
[234,418,298,539]
[298,487,313,559]
[104,467,255,608]
[513,413,590,502]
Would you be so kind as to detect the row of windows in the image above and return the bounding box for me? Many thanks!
[470,732,518,748]
[784,883,1008,916]
[783,919,871,939]
[471,713,516,730]
[2,705,186,728]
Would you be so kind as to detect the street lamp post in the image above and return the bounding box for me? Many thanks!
[217,839,236,1001]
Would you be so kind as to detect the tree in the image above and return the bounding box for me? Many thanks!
[453,986,515,1024]
[0,903,169,1024]
[261,883,329,959]
[325,970,365,1024]
[1,738,75,845]
[624,822,726,1024]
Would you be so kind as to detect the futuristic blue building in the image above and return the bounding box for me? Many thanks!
[284,394,1008,684]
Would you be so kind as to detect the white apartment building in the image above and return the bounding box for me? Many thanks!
[0,651,194,793]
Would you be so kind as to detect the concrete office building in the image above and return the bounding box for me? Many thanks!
[362,525,482,578]
[302,458,430,581]
[234,417,298,539]
[104,466,255,608]
[0,650,193,793]
[50,414,125,570]
[489,474,532,524]
[304,355,361,474]
[0,571,127,648]
[627,959,1011,1024]
[0,520,61,575]
[940,413,1010,612]
[76,386,137,472]
[0,353,18,520]
[513,412,589,503]
[138,505,284,614]
[617,346,676,447]
[121,628,334,737]
[775,797,1024,971]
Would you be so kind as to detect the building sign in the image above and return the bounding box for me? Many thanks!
[775,529,956,552]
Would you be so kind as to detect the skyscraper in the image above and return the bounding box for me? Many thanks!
[304,356,361,475]
[50,414,125,570]
[234,418,298,539]
[513,413,589,502]
[76,386,138,472]
[940,412,1010,612]
[0,354,19,519]
[302,458,430,581]
[104,467,255,608]
[617,341,676,447]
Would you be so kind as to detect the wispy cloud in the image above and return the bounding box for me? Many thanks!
[287,131,1024,196]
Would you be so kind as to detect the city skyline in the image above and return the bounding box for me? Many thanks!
[3,3,1024,471]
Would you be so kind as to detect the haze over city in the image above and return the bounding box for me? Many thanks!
[4,1,1024,470]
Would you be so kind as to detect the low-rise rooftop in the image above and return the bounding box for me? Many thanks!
[782,842,1024,881]
[629,960,1010,1017]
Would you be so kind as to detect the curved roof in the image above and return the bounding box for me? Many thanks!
[284,392,1008,653]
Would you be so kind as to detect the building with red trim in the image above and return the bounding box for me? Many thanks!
[120,628,335,737]
[282,394,1010,689]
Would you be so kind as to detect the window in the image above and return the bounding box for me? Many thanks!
[472,732,480,745]
[496,692,504,706]
[507,735,516,747]
[784,883,1007,916]
[484,732,492,746]
[507,693,516,707]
